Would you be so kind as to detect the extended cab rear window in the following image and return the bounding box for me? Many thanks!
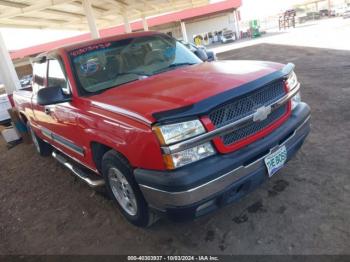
[68,34,201,94]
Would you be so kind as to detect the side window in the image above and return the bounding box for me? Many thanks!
[48,59,70,95]
[32,61,47,94]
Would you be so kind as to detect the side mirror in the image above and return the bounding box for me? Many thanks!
[37,86,71,106]
[194,48,209,62]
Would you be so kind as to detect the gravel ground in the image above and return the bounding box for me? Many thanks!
[0,44,349,255]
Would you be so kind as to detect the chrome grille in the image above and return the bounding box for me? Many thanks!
[209,80,286,128]
[222,104,288,145]
[208,79,288,147]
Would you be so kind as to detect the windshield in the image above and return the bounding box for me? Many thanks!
[69,34,202,94]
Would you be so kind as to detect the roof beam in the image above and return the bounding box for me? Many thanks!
[45,8,86,18]
[0,0,27,8]
[0,0,211,31]
[99,0,125,13]
[15,16,67,24]
[115,0,129,6]
[69,0,109,13]
[140,0,160,11]
[0,0,75,19]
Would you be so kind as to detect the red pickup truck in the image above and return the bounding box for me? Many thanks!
[14,31,311,227]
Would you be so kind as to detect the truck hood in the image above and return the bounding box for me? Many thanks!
[89,60,286,124]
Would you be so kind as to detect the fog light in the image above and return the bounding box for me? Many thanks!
[196,199,216,212]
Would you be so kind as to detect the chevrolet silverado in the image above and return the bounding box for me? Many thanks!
[14,31,311,227]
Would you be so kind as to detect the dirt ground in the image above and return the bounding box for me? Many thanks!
[0,44,349,255]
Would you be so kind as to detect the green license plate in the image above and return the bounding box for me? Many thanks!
[264,145,287,177]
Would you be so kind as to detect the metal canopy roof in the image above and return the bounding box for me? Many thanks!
[10,0,241,59]
[0,0,210,30]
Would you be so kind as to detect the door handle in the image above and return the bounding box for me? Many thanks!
[44,107,52,115]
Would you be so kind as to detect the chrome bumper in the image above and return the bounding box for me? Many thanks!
[139,114,310,211]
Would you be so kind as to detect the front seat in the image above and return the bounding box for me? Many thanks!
[144,50,166,65]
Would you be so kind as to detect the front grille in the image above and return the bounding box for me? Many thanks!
[222,104,288,145]
[208,79,288,147]
[209,80,286,128]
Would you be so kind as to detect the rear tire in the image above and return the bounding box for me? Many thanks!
[102,150,158,227]
[27,122,52,157]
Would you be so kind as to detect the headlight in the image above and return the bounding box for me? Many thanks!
[153,120,206,145]
[163,142,215,169]
[287,71,301,110]
[287,71,298,90]
[291,91,301,110]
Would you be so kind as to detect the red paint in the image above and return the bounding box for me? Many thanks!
[13,32,290,174]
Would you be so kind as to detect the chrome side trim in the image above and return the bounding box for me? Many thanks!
[50,144,99,173]
[53,135,84,157]
[139,115,310,209]
[162,83,301,155]
[40,127,85,157]
[52,151,105,188]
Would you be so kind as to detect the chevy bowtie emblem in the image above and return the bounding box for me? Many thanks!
[253,105,272,122]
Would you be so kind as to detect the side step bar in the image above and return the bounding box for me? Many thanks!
[52,151,105,188]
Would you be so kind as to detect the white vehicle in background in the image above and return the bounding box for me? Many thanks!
[220,29,236,43]
[343,9,350,19]
[332,5,348,16]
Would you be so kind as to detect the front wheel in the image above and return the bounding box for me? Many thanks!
[27,122,52,156]
[102,150,158,227]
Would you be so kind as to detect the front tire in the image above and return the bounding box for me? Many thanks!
[102,150,158,227]
[27,122,52,157]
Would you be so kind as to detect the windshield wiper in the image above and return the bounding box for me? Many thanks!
[114,71,150,77]
[168,62,197,68]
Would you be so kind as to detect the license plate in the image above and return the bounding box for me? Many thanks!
[264,145,287,177]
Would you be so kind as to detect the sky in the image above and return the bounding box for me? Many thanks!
[240,0,298,19]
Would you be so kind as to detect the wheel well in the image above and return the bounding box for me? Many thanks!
[91,142,112,173]
[91,142,133,173]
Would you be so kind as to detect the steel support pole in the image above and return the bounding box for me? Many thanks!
[82,0,100,39]
[142,15,149,31]
[180,21,188,42]
[123,14,132,33]
[0,32,21,95]
[233,9,241,40]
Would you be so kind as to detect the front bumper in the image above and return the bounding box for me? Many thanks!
[135,102,311,219]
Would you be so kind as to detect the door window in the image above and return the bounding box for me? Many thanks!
[32,61,47,93]
[48,59,70,95]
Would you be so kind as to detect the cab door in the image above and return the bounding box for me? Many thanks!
[42,57,86,159]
